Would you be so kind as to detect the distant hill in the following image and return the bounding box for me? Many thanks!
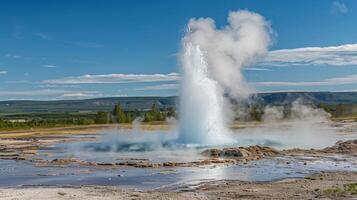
[256,92,357,105]
[0,97,177,114]
[2,92,357,114]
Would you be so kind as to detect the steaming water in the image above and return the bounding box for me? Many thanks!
[35,121,353,165]
[178,44,233,145]
[0,124,355,190]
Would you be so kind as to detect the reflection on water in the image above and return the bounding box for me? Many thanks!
[0,155,355,190]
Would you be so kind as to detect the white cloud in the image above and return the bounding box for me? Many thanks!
[254,74,357,87]
[135,83,179,91]
[38,84,80,88]
[255,81,326,87]
[5,54,21,59]
[332,1,348,14]
[0,71,8,74]
[7,80,29,84]
[0,89,103,99]
[43,65,57,68]
[172,43,357,67]
[243,67,272,71]
[44,73,180,84]
[61,92,101,98]
[33,32,53,40]
[261,43,357,66]
[34,32,103,48]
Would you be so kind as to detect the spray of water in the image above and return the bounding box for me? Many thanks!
[178,44,231,145]
[178,10,272,145]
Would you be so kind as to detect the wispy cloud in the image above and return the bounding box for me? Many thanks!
[43,64,57,68]
[67,41,104,48]
[260,43,357,67]
[44,73,180,84]
[6,80,29,84]
[60,92,102,98]
[33,32,53,40]
[34,32,104,48]
[0,71,8,75]
[12,31,24,39]
[254,74,357,87]
[332,1,348,14]
[244,67,272,71]
[5,54,22,59]
[0,89,104,100]
[171,43,357,67]
[135,83,179,91]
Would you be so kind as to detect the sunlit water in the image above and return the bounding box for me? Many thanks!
[0,156,355,190]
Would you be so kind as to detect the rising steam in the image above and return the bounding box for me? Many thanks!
[239,100,336,149]
[178,10,272,145]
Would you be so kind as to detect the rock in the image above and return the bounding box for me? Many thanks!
[202,149,221,157]
[51,158,76,165]
[97,162,114,166]
[133,161,151,168]
[57,192,66,196]
[220,148,242,157]
[237,148,252,157]
[163,162,177,167]
[202,145,279,159]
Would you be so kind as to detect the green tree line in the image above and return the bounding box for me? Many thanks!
[0,102,176,130]
[95,103,176,124]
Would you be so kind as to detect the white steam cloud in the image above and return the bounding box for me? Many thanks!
[256,101,335,149]
[178,10,272,145]
[184,10,272,98]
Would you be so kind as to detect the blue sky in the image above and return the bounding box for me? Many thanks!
[1,0,357,100]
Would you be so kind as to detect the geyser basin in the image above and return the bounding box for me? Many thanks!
[1,122,356,190]
[39,121,349,164]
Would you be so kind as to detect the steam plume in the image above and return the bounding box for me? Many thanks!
[178,10,272,145]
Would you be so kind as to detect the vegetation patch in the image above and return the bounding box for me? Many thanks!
[322,183,357,197]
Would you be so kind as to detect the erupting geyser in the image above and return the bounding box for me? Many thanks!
[178,10,272,145]
[178,44,231,145]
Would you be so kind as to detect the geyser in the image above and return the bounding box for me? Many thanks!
[178,44,231,145]
[178,10,272,145]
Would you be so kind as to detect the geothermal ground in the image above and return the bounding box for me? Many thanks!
[0,121,356,199]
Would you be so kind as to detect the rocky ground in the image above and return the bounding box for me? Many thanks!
[196,171,357,200]
[0,171,355,199]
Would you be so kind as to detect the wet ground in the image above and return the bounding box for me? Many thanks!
[0,155,355,191]
[0,121,355,191]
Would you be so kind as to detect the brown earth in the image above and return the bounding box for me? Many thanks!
[282,139,357,156]
[195,171,357,200]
